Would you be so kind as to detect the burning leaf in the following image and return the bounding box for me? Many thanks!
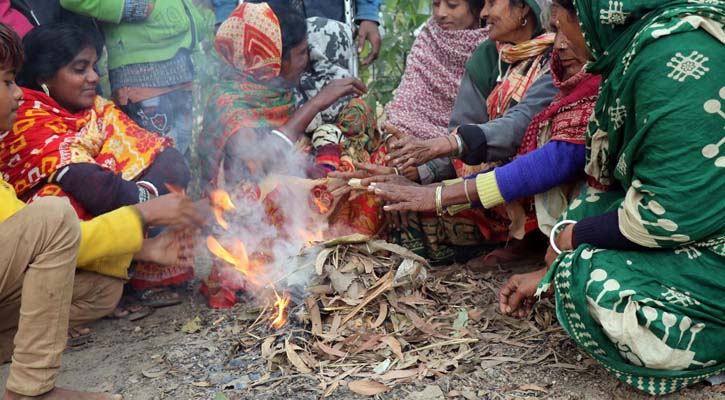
[181,317,202,334]
[210,189,235,229]
[270,290,290,330]
[285,338,313,374]
[347,380,390,396]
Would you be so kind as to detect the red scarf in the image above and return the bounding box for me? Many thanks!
[517,52,601,156]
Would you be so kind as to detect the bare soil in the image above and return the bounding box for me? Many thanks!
[2,268,723,400]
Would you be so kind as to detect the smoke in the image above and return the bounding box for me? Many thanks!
[201,130,327,294]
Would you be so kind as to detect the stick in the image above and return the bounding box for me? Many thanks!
[408,338,479,353]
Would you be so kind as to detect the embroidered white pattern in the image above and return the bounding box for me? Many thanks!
[666,51,710,82]
[661,286,701,307]
[600,1,630,25]
[702,87,725,168]
[674,246,702,260]
[608,98,627,129]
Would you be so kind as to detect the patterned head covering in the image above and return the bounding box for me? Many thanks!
[215,2,283,80]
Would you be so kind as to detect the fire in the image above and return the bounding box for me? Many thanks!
[206,236,259,285]
[270,289,291,330]
[312,195,330,214]
[210,190,235,229]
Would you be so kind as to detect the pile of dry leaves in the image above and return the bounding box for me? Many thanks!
[244,235,505,397]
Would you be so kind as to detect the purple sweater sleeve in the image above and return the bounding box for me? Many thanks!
[494,141,585,202]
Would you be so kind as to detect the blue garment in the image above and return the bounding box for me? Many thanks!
[212,0,237,24]
[493,141,585,202]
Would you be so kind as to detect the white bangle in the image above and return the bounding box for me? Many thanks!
[454,134,464,157]
[270,129,295,147]
[435,185,444,217]
[393,166,400,175]
[549,220,577,255]
[463,179,472,205]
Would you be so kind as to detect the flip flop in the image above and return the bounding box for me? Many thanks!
[67,327,93,347]
[136,287,182,308]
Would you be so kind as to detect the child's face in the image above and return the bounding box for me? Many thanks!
[0,68,22,131]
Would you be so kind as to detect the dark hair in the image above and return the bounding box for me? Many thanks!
[467,0,485,16]
[0,23,24,72]
[17,22,103,90]
[552,0,576,13]
[267,2,307,60]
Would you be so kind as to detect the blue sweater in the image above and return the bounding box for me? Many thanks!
[493,141,585,201]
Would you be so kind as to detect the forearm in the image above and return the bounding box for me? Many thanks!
[573,211,647,251]
[280,99,322,139]
[77,206,144,266]
[51,163,141,215]
[354,0,380,23]
[60,0,125,23]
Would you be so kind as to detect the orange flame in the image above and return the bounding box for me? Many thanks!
[210,190,235,230]
[270,289,291,330]
[312,196,330,214]
[206,236,259,285]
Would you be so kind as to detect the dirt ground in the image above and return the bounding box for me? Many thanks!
[2,267,724,400]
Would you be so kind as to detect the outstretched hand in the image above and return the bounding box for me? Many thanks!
[386,135,448,170]
[369,182,436,212]
[135,193,208,227]
[312,78,368,112]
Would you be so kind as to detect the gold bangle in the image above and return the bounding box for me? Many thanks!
[464,179,472,205]
[435,185,444,217]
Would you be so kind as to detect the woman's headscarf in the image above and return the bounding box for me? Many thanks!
[384,18,489,139]
[573,0,725,188]
[199,2,296,185]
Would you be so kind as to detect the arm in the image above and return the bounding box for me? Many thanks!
[77,206,144,268]
[0,179,26,223]
[448,71,490,129]
[459,73,558,165]
[417,157,457,185]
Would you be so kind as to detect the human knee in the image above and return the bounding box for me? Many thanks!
[28,197,80,244]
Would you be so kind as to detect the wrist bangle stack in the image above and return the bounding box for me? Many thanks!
[549,220,577,254]
[435,185,444,217]
[463,179,472,205]
[270,129,295,147]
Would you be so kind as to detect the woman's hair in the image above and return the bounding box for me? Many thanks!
[17,22,103,89]
[552,0,575,13]
[508,0,550,30]
[467,0,485,16]
[0,23,23,72]
[267,2,307,60]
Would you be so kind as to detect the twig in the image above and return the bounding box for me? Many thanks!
[408,338,479,353]
[249,373,310,388]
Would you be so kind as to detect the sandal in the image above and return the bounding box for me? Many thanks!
[136,287,182,308]
[108,301,155,321]
[67,327,93,347]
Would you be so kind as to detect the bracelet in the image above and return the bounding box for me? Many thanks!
[463,179,472,205]
[383,133,394,144]
[435,185,444,217]
[549,220,577,255]
[270,129,295,147]
[454,134,464,157]
[393,166,400,175]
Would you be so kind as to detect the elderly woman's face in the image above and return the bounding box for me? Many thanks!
[279,39,310,87]
[433,0,478,30]
[551,4,591,65]
[480,0,532,43]
[43,47,99,113]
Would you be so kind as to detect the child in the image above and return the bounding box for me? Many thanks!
[0,22,204,399]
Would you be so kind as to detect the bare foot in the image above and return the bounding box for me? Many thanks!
[133,227,193,266]
[4,387,122,399]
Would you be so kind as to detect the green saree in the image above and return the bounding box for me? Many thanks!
[538,0,725,395]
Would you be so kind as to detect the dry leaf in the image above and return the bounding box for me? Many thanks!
[373,358,391,375]
[370,302,388,329]
[316,342,347,359]
[304,297,323,335]
[347,380,390,396]
[180,316,201,334]
[285,338,313,373]
[518,383,548,393]
[409,385,444,400]
[379,368,418,381]
[261,336,276,360]
[380,336,404,360]
[315,248,335,275]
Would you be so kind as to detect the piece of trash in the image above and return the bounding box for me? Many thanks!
[181,316,202,334]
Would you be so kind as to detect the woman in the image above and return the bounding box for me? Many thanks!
[381,0,557,265]
[1,23,194,307]
[383,0,488,140]
[198,2,386,308]
[498,0,724,394]
[368,2,599,256]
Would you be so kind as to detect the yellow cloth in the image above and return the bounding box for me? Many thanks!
[0,178,143,278]
[475,171,504,208]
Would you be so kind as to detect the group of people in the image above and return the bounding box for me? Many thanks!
[0,0,722,398]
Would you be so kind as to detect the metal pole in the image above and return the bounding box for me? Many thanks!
[344,0,358,77]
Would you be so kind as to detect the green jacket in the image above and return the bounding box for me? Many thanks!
[60,0,213,71]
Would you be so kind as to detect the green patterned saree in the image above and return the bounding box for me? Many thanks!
[539,0,725,395]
